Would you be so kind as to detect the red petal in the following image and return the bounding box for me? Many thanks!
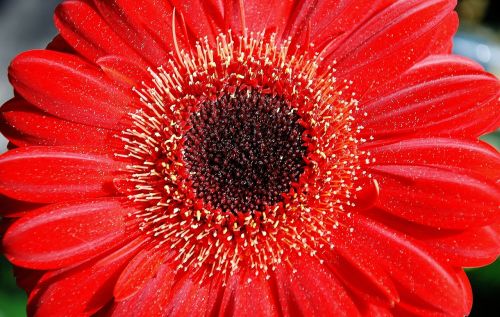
[394,269,470,317]
[371,210,500,267]
[226,0,294,37]
[0,146,123,203]
[324,241,399,306]
[113,248,164,301]
[96,56,151,89]
[28,238,143,316]
[360,55,500,139]
[365,208,500,267]
[3,198,135,270]
[222,0,246,34]
[367,138,500,229]
[351,214,470,316]
[205,273,226,316]
[423,226,500,267]
[46,35,75,54]
[361,303,393,317]
[273,254,360,316]
[353,176,380,211]
[491,222,500,238]
[368,138,500,181]
[394,268,472,316]
[284,0,392,51]
[219,270,279,317]
[169,0,223,44]
[391,270,472,317]
[161,271,213,317]
[425,12,458,54]
[372,166,499,229]
[455,268,473,314]
[0,98,112,148]
[110,262,178,317]
[394,302,455,317]
[92,0,191,66]
[326,0,457,93]
[55,0,146,65]
[9,50,133,129]
[0,194,43,218]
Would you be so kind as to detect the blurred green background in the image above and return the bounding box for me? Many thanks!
[0,0,499,316]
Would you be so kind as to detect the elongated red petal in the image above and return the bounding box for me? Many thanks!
[219,270,279,317]
[423,226,500,267]
[160,272,213,317]
[168,0,223,44]
[0,194,43,218]
[221,0,246,33]
[425,13,458,54]
[324,242,399,306]
[0,98,112,148]
[0,146,123,203]
[46,35,75,54]
[273,254,361,316]
[369,211,500,267]
[455,268,473,314]
[372,166,499,229]
[9,50,133,129]
[3,198,135,270]
[225,0,294,37]
[91,0,192,66]
[351,214,470,316]
[55,0,146,65]
[368,138,500,181]
[360,55,500,138]
[109,263,178,317]
[28,238,143,316]
[361,303,393,317]
[365,208,500,268]
[96,56,151,89]
[367,138,500,229]
[284,0,392,51]
[113,248,164,301]
[326,0,457,93]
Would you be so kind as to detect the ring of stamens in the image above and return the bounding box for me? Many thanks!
[116,31,371,282]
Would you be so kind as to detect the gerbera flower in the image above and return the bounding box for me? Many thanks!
[1,0,499,316]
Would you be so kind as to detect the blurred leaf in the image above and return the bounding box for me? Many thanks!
[0,256,26,317]
[468,259,500,285]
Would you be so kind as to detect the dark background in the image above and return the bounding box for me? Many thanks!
[0,0,499,316]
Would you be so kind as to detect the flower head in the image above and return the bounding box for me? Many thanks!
[0,0,499,316]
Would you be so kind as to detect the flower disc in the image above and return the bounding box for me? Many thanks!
[184,91,307,214]
[116,33,367,278]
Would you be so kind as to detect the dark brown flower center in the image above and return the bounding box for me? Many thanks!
[183,90,307,214]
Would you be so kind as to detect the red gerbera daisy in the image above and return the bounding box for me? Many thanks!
[1,0,499,316]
